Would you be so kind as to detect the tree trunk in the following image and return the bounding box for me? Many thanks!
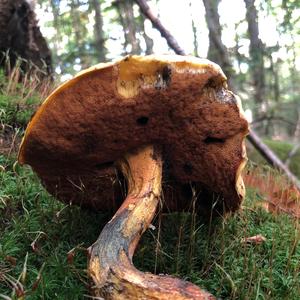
[244,0,265,117]
[136,0,300,187]
[70,0,89,68]
[202,0,234,86]
[293,108,300,143]
[189,1,199,57]
[49,0,60,55]
[137,14,154,55]
[0,0,52,77]
[116,0,141,55]
[90,0,106,62]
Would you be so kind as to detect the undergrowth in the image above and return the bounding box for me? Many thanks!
[0,64,51,129]
[0,153,300,299]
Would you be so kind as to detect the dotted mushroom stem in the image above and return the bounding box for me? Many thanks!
[88,145,215,299]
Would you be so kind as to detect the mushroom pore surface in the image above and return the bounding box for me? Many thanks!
[19,55,249,214]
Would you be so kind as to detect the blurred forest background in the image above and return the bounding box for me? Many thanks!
[2,0,299,141]
[32,0,300,143]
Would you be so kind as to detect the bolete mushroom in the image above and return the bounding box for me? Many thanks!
[18,55,249,299]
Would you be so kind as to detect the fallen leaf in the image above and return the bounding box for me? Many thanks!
[241,234,266,245]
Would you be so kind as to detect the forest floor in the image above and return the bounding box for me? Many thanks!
[1,73,300,299]
[1,150,300,300]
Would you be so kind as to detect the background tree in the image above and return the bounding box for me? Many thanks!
[114,0,141,54]
[244,0,265,118]
[90,0,106,61]
[0,0,52,76]
[202,0,234,83]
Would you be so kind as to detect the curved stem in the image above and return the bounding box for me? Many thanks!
[89,145,215,299]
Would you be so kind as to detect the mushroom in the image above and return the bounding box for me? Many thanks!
[18,55,249,299]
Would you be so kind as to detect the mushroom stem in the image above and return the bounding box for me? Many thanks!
[89,145,215,299]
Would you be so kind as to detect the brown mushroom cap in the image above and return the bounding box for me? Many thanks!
[18,55,249,214]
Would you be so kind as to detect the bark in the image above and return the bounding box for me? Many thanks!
[137,14,154,55]
[135,0,300,187]
[202,0,234,83]
[115,0,141,55]
[0,0,52,77]
[90,0,106,61]
[244,0,265,116]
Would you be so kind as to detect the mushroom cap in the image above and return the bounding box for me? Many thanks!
[18,55,249,214]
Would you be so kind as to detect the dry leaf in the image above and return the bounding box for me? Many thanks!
[241,234,266,245]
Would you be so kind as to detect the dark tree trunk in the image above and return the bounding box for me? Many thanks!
[90,0,106,62]
[244,0,265,117]
[202,0,234,86]
[0,0,52,77]
[116,0,141,55]
[137,14,154,55]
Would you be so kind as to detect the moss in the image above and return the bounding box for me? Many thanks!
[1,153,300,299]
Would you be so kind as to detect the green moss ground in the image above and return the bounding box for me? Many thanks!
[1,154,300,300]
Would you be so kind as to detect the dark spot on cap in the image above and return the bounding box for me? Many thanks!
[183,163,193,175]
[162,66,172,86]
[204,137,225,144]
[136,116,149,126]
